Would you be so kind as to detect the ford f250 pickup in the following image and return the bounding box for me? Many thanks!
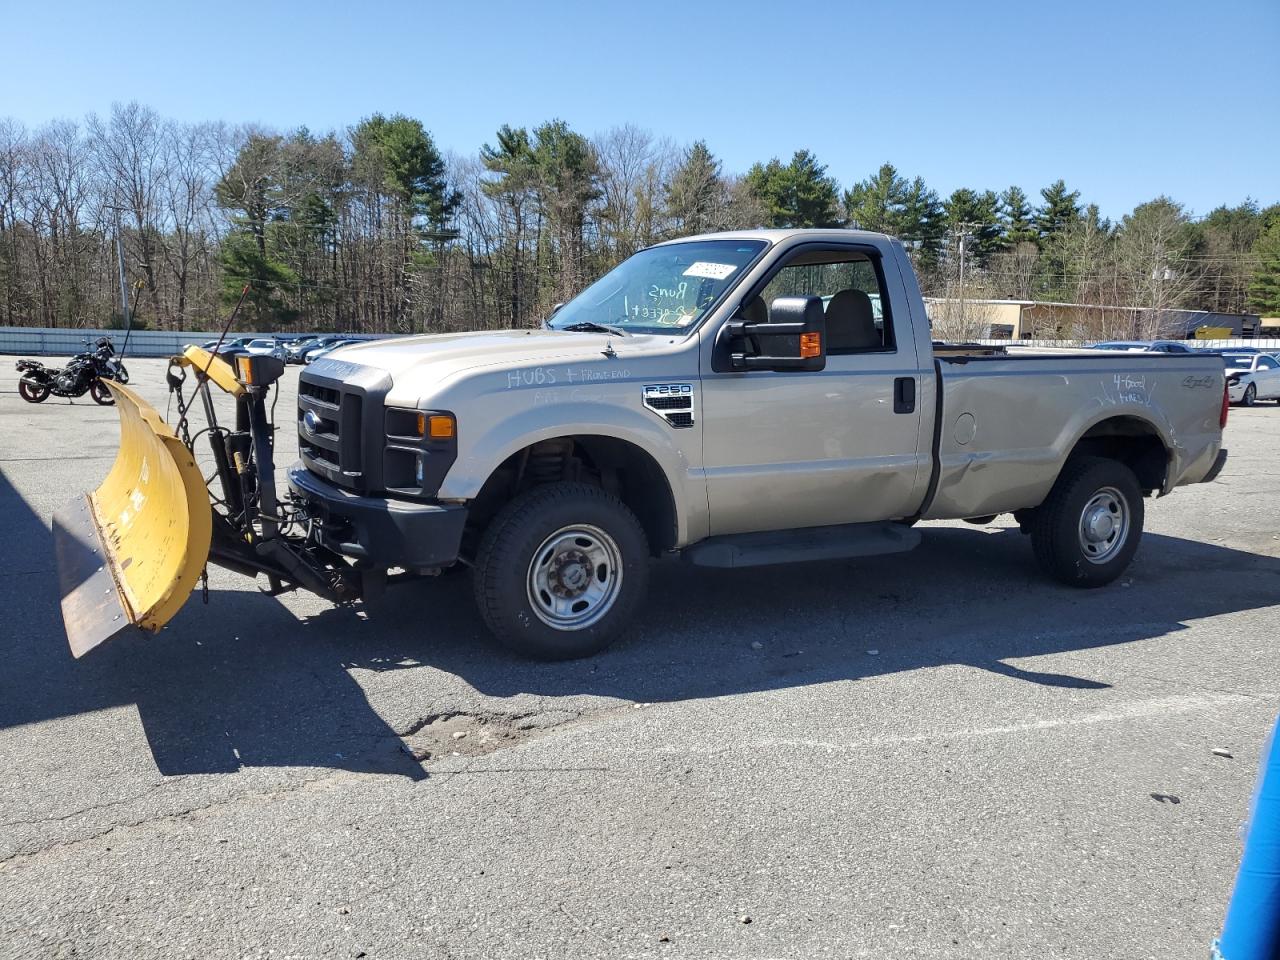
[282,228,1228,658]
[53,229,1230,661]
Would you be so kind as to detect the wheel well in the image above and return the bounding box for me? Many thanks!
[1069,417,1169,492]
[466,436,678,556]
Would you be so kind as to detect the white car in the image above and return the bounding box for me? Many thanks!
[1090,340,1199,354]
[302,338,355,363]
[1224,351,1280,406]
[244,338,287,362]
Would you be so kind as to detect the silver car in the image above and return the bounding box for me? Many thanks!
[1224,352,1280,406]
[244,338,287,362]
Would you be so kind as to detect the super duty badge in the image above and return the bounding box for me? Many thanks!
[642,383,695,429]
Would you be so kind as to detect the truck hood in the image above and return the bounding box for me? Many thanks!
[312,329,655,382]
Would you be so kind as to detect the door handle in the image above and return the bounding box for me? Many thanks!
[893,377,916,414]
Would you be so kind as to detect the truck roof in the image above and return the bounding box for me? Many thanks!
[651,228,895,247]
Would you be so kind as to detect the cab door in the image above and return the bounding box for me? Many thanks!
[698,241,928,536]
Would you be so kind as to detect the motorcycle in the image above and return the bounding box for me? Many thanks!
[16,337,128,405]
[94,336,130,384]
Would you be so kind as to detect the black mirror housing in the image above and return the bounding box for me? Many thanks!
[720,295,827,372]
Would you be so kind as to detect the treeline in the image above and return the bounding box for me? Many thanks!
[1,103,1278,336]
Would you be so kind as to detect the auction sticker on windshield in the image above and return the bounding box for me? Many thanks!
[682,261,738,280]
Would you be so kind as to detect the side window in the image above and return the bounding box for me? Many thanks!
[1258,356,1278,370]
[756,250,894,354]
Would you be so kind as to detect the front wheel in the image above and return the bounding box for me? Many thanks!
[89,380,115,405]
[18,379,50,403]
[112,364,129,384]
[1241,383,1257,407]
[1028,456,1144,588]
[472,482,650,660]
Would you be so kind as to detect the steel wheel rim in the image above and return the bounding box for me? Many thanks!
[526,524,623,630]
[1078,486,1129,564]
[1244,384,1256,406]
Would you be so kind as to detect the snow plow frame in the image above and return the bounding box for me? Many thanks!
[53,346,363,658]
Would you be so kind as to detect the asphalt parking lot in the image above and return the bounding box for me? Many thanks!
[1,357,1278,959]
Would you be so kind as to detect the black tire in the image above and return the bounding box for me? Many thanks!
[18,379,50,403]
[1241,383,1256,407]
[472,482,650,660]
[1028,456,1144,588]
[89,379,115,405]
[114,364,129,384]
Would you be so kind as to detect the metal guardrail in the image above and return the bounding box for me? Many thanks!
[0,327,401,358]
[0,327,227,358]
[976,338,1280,352]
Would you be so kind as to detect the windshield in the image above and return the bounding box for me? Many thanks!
[1223,354,1254,366]
[548,239,767,335]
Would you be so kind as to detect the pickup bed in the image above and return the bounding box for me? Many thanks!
[291,229,1228,659]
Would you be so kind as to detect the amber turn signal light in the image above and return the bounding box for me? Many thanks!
[417,413,455,439]
[799,332,822,358]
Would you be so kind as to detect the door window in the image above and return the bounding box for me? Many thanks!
[753,250,894,354]
[1257,356,1278,370]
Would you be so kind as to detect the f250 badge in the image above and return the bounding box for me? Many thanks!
[642,383,695,429]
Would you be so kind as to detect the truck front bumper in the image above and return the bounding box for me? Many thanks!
[288,464,467,570]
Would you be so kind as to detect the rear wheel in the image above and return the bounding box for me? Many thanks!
[472,482,650,660]
[89,380,115,405]
[1028,456,1144,588]
[18,379,49,403]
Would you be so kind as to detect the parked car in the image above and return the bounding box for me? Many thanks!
[303,338,356,363]
[1089,340,1198,353]
[285,336,321,363]
[241,338,286,362]
[200,337,253,356]
[1223,351,1280,406]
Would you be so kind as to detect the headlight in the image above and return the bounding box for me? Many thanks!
[383,408,457,497]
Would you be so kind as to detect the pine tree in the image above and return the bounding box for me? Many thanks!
[1248,221,1280,315]
[744,150,842,228]
[844,162,906,232]
[942,188,1003,265]
[1000,186,1037,246]
[665,141,723,235]
[900,176,945,268]
[353,114,458,232]
[1035,180,1082,240]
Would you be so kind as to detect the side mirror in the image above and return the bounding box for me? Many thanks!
[721,295,827,372]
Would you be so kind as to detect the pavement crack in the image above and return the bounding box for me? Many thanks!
[0,780,175,830]
[0,770,345,869]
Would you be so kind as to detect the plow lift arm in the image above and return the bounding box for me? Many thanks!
[53,346,362,658]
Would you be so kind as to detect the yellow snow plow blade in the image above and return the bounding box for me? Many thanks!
[52,380,212,657]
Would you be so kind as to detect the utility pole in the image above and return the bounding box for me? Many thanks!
[106,204,135,357]
[950,221,980,331]
[114,208,130,331]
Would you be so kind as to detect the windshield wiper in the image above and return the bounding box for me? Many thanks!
[557,321,630,337]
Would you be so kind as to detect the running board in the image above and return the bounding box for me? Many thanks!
[683,521,921,569]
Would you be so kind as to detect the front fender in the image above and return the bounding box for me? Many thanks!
[437,400,704,548]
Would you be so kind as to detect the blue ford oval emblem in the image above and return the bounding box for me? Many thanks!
[303,409,322,434]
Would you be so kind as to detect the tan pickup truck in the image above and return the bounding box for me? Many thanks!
[286,229,1228,658]
[55,229,1230,662]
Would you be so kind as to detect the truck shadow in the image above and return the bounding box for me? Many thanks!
[4,462,1280,780]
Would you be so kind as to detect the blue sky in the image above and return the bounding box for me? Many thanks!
[3,0,1276,218]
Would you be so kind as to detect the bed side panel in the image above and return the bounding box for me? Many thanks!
[924,355,1222,520]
